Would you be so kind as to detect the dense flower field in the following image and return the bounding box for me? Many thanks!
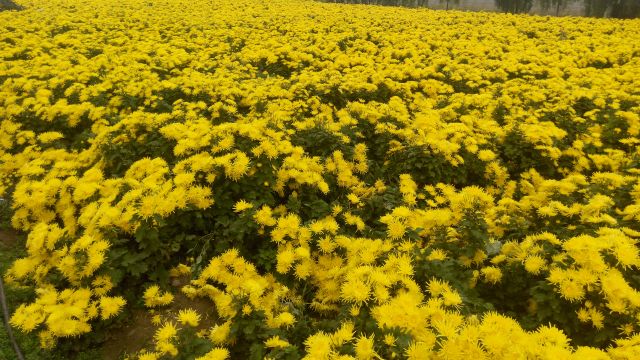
[1,0,640,358]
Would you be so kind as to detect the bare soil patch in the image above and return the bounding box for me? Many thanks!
[102,276,216,359]
[0,229,19,250]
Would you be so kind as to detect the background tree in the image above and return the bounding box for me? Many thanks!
[539,0,574,15]
[440,0,460,10]
[609,0,640,18]
[495,0,534,13]
[583,0,612,16]
[583,0,640,17]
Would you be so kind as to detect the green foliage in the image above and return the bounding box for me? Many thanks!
[0,0,23,11]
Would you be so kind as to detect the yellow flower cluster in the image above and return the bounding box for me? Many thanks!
[10,285,125,348]
[183,249,292,330]
[2,0,640,357]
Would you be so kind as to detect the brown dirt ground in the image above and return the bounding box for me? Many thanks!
[0,229,19,249]
[102,276,217,359]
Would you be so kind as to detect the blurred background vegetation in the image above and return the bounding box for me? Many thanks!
[3,0,640,17]
[2,0,639,17]
[323,0,640,18]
